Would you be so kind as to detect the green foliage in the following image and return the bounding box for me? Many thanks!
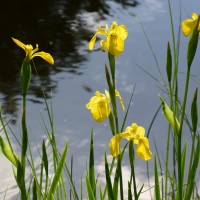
[0,136,19,167]
[104,151,115,200]
[154,156,161,200]
[191,88,198,132]
[46,141,68,200]
[89,131,96,198]
[166,42,172,84]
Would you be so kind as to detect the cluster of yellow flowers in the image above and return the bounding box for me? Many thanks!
[86,21,152,161]
[85,12,199,160]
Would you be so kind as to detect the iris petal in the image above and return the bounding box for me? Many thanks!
[88,34,97,50]
[182,19,197,37]
[109,133,130,156]
[116,25,128,40]
[115,89,125,111]
[109,134,121,157]
[136,137,152,160]
[33,52,54,64]
[12,37,26,50]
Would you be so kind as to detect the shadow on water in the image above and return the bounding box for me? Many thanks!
[0,0,138,118]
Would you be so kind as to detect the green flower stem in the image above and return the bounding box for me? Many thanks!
[20,95,28,200]
[129,142,138,200]
[177,67,191,199]
[108,53,119,133]
[19,58,31,200]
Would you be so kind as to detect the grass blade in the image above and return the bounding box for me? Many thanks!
[104,151,114,200]
[89,130,96,197]
[46,140,68,200]
[154,155,161,200]
[184,136,200,200]
[85,173,95,200]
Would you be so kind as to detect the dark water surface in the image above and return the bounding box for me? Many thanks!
[0,0,138,116]
[0,0,200,199]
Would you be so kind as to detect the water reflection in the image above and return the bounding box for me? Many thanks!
[0,0,138,116]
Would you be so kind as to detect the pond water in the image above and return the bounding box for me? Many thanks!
[0,0,200,199]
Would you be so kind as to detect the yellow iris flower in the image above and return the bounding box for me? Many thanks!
[109,123,152,160]
[86,89,125,122]
[88,21,128,56]
[182,13,200,37]
[12,37,54,64]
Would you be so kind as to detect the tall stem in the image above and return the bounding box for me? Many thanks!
[177,67,190,199]
[20,95,28,200]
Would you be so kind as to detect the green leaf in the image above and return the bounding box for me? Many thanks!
[104,151,114,200]
[108,112,115,136]
[0,136,19,167]
[85,173,95,200]
[46,140,68,200]
[159,97,180,134]
[99,185,104,200]
[154,156,161,200]
[129,142,138,200]
[184,136,200,200]
[105,64,112,90]
[21,58,32,96]
[187,16,200,69]
[181,141,187,189]
[128,181,132,200]
[17,160,23,189]
[112,157,120,200]
[108,52,115,83]
[137,184,144,198]
[89,130,96,197]
[191,88,198,132]
[112,143,127,200]
[166,42,172,83]
[42,140,49,177]
[32,178,37,200]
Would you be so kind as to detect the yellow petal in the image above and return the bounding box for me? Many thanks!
[88,34,97,50]
[110,21,118,30]
[109,133,130,157]
[125,123,145,144]
[86,91,111,122]
[107,35,124,56]
[90,102,111,122]
[136,137,152,160]
[116,25,128,40]
[100,39,107,52]
[115,89,125,111]
[33,52,54,64]
[97,25,109,36]
[192,12,198,20]
[12,37,26,50]
[109,134,121,157]
[182,18,197,37]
